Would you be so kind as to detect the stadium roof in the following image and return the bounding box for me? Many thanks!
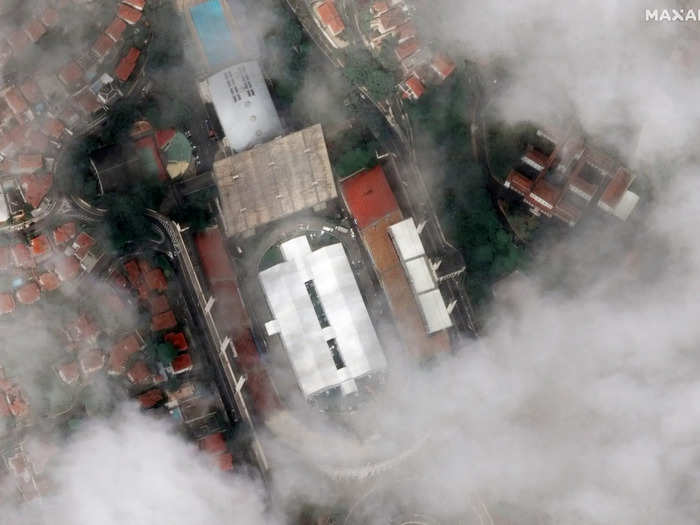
[205,61,282,152]
[388,218,452,333]
[213,123,336,237]
[259,236,386,399]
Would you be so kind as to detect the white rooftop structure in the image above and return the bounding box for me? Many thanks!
[202,61,282,152]
[260,236,386,399]
[388,218,453,334]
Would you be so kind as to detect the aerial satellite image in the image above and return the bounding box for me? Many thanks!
[0,0,695,523]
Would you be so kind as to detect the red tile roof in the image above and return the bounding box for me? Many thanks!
[40,7,59,28]
[148,293,170,315]
[395,38,420,60]
[378,7,406,32]
[7,387,28,417]
[20,172,53,208]
[105,17,127,41]
[57,61,84,90]
[138,388,163,408]
[144,268,167,292]
[115,47,140,82]
[41,117,65,139]
[25,129,49,154]
[600,168,632,208]
[24,19,46,43]
[7,30,30,54]
[155,128,176,149]
[4,87,28,115]
[164,332,188,351]
[123,0,146,10]
[127,360,152,384]
[66,314,100,343]
[137,258,151,274]
[91,33,116,59]
[112,271,128,290]
[171,352,192,373]
[109,333,144,374]
[124,260,142,287]
[30,234,50,258]
[11,244,34,268]
[38,272,60,291]
[371,1,390,15]
[506,170,534,196]
[151,310,177,332]
[19,154,43,173]
[0,293,15,315]
[315,1,345,36]
[54,254,81,281]
[217,452,234,471]
[397,22,416,42]
[431,53,456,80]
[199,432,226,455]
[194,229,237,282]
[16,282,40,305]
[53,222,76,245]
[19,79,42,105]
[57,362,80,385]
[79,349,105,376]
[341,165,400,229]
[402,74,424,99]
[72,232,95,258]
[529,180,561,209]
[105,292,126,313]
[117,4,143,25]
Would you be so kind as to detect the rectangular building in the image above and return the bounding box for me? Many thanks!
[213,123,336,237]
[260,236,386,399]
[341,165,451,359]
[201,61,282,152]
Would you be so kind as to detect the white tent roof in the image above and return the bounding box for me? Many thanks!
[388,218,453,334]
[260,237,386,398]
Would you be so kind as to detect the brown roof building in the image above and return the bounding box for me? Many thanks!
[38,272,60,291]
[105,18,127,41]
[117,4,143,25]
[0,293,15,315]
[91,33,116,60]
[57,61,84,91]
[151,310,177,332]
[54,254,81,281]
[24,19,47,43]
[108,332,144,375]
[341,166,451,359]
[16,282,40,305]
[315,1,345,36]
[502,128,640,225]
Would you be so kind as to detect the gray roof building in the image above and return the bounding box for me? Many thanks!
[213,123,337,237]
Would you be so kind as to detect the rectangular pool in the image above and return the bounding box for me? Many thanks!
[190,0,239,73]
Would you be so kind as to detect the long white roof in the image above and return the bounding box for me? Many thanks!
[388,218,453,334]
[259,237,386,398]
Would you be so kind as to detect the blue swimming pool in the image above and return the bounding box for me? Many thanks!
[190,0,238,73]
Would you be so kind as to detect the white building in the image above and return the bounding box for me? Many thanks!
[260,236,386,399]
[388,218,453,334]
[200,61,282,153]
